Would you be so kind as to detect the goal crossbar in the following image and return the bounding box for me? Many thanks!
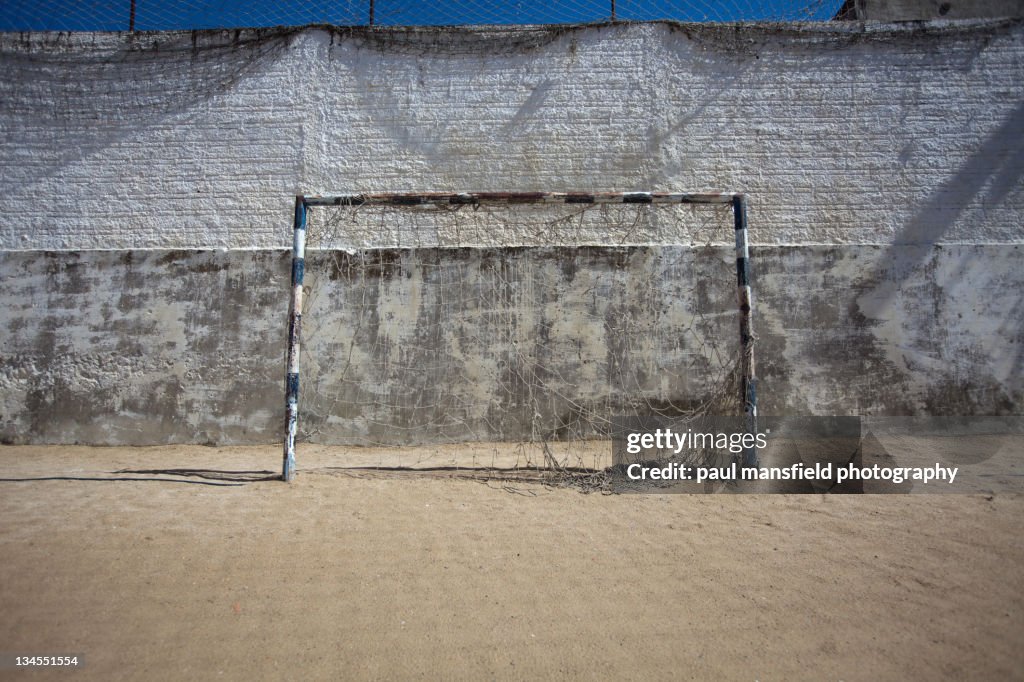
[281,191,758,481]
[302,191,740,207]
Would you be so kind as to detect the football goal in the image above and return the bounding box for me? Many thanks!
[281,192,757,482]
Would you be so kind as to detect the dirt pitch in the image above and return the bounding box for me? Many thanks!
[1,444,1022,681]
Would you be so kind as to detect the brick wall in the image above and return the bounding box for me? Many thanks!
[1,22,1021,249]
[0,22,1021,444]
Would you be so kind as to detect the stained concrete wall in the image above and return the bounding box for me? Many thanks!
[0,22,1022,444]
[0,245,1019,445]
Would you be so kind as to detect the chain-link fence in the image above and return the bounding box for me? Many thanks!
[1,0,847,32]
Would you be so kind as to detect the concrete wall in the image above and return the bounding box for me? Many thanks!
[1,245,1019,445]
[0,21,1022,444]
[850,0,1024,21]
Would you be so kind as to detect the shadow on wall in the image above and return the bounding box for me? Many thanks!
[0,30,294,189]
[859,98,1024,320]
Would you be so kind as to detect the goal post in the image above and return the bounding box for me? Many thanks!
[281,191,758,482]
[282,196,307,482]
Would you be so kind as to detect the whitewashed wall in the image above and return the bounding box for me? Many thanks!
[0,21,1021,445]
[1,21,1021,249]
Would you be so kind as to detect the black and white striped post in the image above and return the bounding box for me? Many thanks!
[282,196,307,481]
[733,194,759,469]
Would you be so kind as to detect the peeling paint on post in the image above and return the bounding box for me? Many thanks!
[302,191,737,207]
[733,194,759,469]
[282,196,306,481]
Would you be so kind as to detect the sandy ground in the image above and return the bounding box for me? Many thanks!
[1,444,1022,681]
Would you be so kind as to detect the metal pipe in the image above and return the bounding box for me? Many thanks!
[302,191,738,207]
[282,196,307,481]
[733,194,759,469]
[129,0,136,31]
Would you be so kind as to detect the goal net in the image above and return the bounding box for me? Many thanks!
[283,192,755,482]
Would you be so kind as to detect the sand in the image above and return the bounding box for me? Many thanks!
[0,444,1022,681]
